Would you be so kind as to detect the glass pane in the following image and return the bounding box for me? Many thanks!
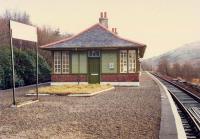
[62,51,69,73]
[88,50,100,57]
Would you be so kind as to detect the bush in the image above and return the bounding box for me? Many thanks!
[0,65,4,89]
[0,46,12,89]
[0,45,51,89]
[26,50,51,83]
[15,50,36,85]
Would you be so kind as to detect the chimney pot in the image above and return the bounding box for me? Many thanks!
[112,28,115,33]
[100,12,103,18]
[115,28,118,35]
[104,12,107,18]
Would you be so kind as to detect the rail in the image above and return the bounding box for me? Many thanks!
[152,73,200,138]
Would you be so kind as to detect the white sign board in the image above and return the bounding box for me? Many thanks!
[109,63,114,69]
[10,20,37,42]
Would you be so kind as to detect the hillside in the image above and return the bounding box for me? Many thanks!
[143,41,200,67]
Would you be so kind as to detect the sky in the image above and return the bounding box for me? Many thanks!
[0,0,200,59]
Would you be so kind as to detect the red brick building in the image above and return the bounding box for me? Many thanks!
[40,12,146,86]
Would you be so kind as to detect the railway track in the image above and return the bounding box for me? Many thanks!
[152,73,200,139]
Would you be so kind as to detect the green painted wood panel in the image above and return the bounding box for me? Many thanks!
[79,53,87,73]
[72,53,78,73]
[136,49,140,73]
[101,51,117,73]
[72,52,87,73]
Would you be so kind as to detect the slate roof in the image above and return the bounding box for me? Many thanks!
[40,23,146,57]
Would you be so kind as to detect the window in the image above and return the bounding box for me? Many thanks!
[62,51,69,74]
[54,51,61,74]
[120,50,136,73]
[54,51,69,74]
[128,50,136,73]
[120,50,127,73]
[88,50,100,57]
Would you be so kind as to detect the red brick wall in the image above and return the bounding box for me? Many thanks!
[101,73,139,82]
[51,74,87,82]
[51,73,139,82]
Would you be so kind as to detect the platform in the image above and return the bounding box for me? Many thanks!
[148,72,187,139]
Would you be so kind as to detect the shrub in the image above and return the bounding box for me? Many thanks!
[0,45,51,89]
[0,65,4,89]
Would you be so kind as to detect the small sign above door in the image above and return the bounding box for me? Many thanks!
[88,50,100,57]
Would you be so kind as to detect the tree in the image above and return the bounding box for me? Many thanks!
[181,63,195,81]
[2,9,31,24]
[171,63,181,78]
[0,10,32,49]
[157,58,170,76]
[196,65,200,79]
[0,10,71,66]
[37,26,72,65]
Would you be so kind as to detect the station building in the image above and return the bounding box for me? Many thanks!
[40,12,146,86]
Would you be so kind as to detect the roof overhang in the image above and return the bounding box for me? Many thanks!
[40,23,147,58]
[41,45,146,58]
[139,45,146,58]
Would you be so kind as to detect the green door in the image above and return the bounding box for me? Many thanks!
[88,58,100,84]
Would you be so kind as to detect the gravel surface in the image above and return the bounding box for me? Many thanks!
[0,72,161,139]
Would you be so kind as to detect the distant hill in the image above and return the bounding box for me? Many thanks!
[143,41,200,68]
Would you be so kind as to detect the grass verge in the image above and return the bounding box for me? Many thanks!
[29,84,113,95]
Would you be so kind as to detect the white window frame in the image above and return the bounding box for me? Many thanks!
[120,50,128,73]
[128,50,136,73]
[54,51,61,74]
[62,51,70,74]
[120,50,137,73]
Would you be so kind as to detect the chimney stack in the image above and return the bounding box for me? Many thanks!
[104,12,107,18]
[99,11,108,28]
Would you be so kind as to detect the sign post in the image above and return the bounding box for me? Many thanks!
[9,23,16,105]
[36,41,39,100]
[9,20,38,106]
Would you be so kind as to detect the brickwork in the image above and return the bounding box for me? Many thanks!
[101,73,139,82]
[51,74,88,82]
[51,73,139,82]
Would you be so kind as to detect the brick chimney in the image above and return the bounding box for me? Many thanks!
[99,12,108,28]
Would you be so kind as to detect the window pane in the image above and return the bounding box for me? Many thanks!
[120,50,127,73]
[128,50,136,73]
[62,51,69,74]
[54,51,61,74]
[88,50,100,57]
